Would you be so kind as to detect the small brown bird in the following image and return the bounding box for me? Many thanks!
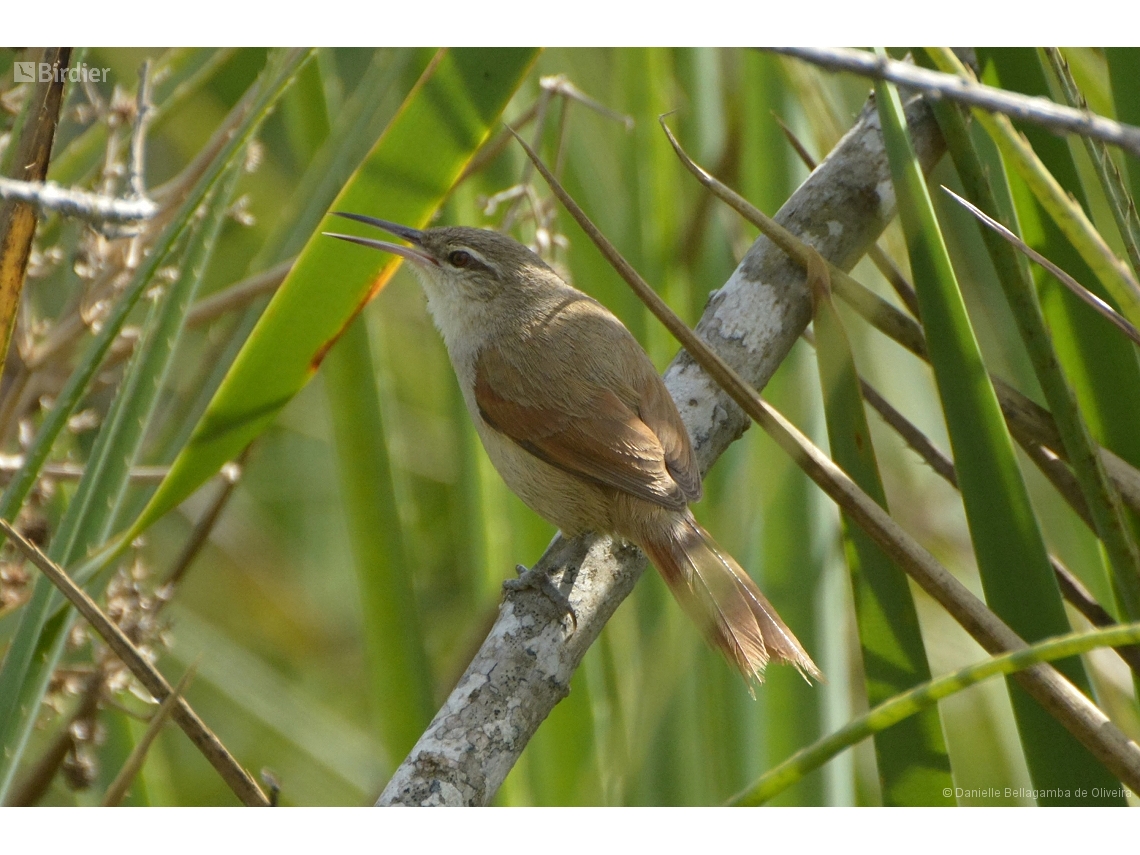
[326,214,821,685]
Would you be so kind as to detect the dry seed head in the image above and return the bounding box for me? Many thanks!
[244,139,264,173]
[67,409,101,434]
[228,194,257,227]
[0,561,30,610]
[27,244,64,279]
[62,743,97,791]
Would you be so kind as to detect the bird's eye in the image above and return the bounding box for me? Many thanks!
[448,250,473,268]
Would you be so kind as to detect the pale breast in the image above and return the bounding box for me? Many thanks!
[471,410,614,537]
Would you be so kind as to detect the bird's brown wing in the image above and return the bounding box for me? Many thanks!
[636,365,702,502]
[474,339,698,511]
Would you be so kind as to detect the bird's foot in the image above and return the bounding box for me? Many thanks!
[504,563,577,630]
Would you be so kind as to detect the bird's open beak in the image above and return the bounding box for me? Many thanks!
[323,212,436,266]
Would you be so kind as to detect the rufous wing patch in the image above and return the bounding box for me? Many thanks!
[474,344,689,510]
[635,363,702,503]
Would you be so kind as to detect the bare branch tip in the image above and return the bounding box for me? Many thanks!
[128,60,154,200]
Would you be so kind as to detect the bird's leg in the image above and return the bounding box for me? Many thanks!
[504,563,577,630]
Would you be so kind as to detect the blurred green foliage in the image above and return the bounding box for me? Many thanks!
[0,47,1137,806]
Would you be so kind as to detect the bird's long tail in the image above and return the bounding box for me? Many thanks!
[639,513,822,686]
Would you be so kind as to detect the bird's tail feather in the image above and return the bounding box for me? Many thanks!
[641,514,822,687]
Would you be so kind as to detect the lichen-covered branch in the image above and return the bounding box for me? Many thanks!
[378,96,945,806]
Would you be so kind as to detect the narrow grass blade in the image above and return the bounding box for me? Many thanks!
[809,253,953,804]
[732,621,1140,806]
[921,67,1140,620]
[125,47,541,544]
[1106,49,1140,205]
[876,64,1121,803]
[322,318,434,760]
[1047,49,1140,280]
[928,48,1140,327]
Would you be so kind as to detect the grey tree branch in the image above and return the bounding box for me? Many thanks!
[768,47,1140,161]
[692,142,1140,521]
[520,117,1140,795]
[0,178,158,225]
[379,95,947,806]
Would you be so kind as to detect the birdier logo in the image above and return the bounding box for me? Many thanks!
[13,61,108,83]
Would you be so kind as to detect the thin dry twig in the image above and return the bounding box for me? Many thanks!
[0,62,160,227]
[944,186,1140,346]
[101,664,196,806]
[0,519,269,807]
[0,456,167,483]
[539,74,635,131]
[162,450,249,592]
[769,47,1140,160]
[489,74,632,236]
[0,179,159,225]
[185,259,292,329]
[127,61,153,201]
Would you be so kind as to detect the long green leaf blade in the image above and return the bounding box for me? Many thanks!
[810,266,953,805]
[322,318,434,761]
[875,62,1120,804]
[918,50,1140,623]
[126,47,540,542]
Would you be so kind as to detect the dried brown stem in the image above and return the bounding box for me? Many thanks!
[0,48,71,380]
[162,448,249,592]
[127,61,153,201]
[4,669,102,806]
[101,665,195,806]
[0,519,269,806]
[185,260,292,329]
[770,47,1140,160]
